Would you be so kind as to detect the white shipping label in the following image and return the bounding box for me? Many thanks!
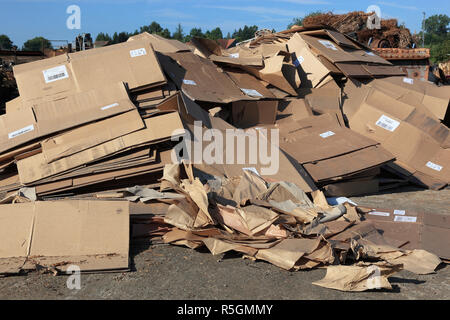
[241,88,263,97]
[130,48,147,58]
[394,216,417,223]
[8,124,35,139]
[319,131,335,138]
[318,40,338,51]
[369,211,390,217]
[294,56,304,67]
[101,103,119,111]
[394,210,406,216]
[426,161,443,172]
[230,53,239,58]
[403,77,414,85]
[43,65,69,84]
[183,79,197,85]
[376,115,400,132]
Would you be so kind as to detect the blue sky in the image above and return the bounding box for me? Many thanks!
[1,0,449,48]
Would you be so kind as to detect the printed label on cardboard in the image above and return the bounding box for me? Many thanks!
[43,65,69,84]
[426,161,443,172]
[394,210,406,216]
[8,124,35,139]
[394,215,417,223]
[319,131,335,138]
[369,211,390,217]
[230,53,239,58]
[183,79,197,86]
[318,40,338,51]
[240,88,263,97]
[376,115,400,132]
[403,77,414,85]
[130,48,147,58]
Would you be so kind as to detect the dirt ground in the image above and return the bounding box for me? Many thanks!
[0,187,449,300]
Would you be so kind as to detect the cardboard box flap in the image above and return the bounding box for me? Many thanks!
[324,30,360,49]
[226,70,277,99]
[17,112,184,184]
[0,200,129,273]
[158,52,246,103]
[286,33,330,88]
[41,109,145,163]
[33,82,137,138]
[335,63,372,78]
[68,39,166,92]
[281,126,379,164]
[0,107,39,154]
[13,54,75,103]
[14,40,166,104]
[127,32,191,53]
[5,96,23,114]
[300,34,359,63]
[303,145,393,182]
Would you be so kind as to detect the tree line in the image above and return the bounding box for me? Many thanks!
[94,22,260,45]
[0,14,448,63]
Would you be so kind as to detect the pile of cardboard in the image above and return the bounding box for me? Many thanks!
[0,26,449,291]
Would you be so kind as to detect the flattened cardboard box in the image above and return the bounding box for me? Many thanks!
[0,82,137,155]
[128,32,191,53]
[349,90,449,188]
[13,39,166,104]
[276,114,393,182]
[17,112,184,184]
[0,200,129,274]
[370,77,450,121]
[41,109,145,163]
[158,51,247,103]
[364,209,450,260]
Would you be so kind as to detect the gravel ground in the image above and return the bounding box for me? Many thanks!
[0,187,449,300]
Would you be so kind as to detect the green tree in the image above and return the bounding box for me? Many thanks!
[172,23,184,41]
[23,37,52,51]
[159,28,172,39]
[140,21,164,34]
[0,34,13,50]
[424,14,450,37]
[205,27,223,40]
[95,32,112,42]
[421,14,450,63]
[430,38,450,63]
[232,25,259,43]
[184,28,204,42]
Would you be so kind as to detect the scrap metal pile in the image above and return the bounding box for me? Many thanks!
[0,26,449,292]
[302,11,415,48]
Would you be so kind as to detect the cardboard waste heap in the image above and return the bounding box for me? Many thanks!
[0,25,449,292]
